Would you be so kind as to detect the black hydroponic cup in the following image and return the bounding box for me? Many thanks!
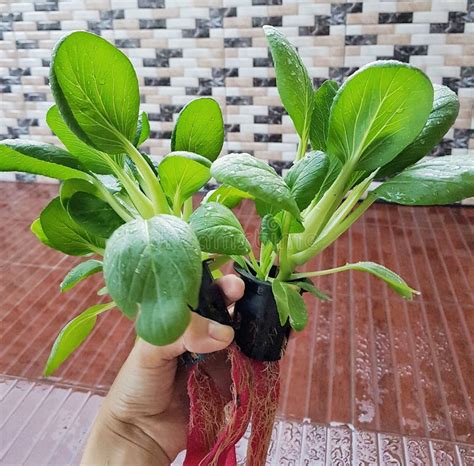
[194,260,232,326]
[233,263,292,362]
[180,260,231,366]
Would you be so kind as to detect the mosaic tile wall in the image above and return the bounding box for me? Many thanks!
[0,0,473,183]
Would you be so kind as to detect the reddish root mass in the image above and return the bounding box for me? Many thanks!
[184,345,281,466]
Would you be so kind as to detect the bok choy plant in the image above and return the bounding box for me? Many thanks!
[190,26,473,336]
[0,31,249,376]
[0,25,472,466]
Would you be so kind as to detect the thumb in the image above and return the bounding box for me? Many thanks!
[132,312,234,368]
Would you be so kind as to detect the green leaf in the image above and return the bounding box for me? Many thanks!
[345,261,419,299]
[314,156,343,204]
[211,153,301,219]
[259,214,282,248]
[310,80,339,151]
[295,280,331,301]
[67,192,124,238]
[30,218,52,247]
[47,105,114,175]
[256,203,304,233]
[263,26,313,139]
[171,97,224,161]
[0,140,90,181]
[327,61,434,171]
[40,197,105,256]
[189,202,251,255]
[103,215,202,345]
[272,280,308,331]
[378,84,460,178]
[44,302,114,376]
[135,111,150,147]
[95,174,122,193]
[284,151,330,210]
[374,155,474,206]
[60,259,103,292]
[255,198,281,218]
[203,185,254,209]
[158,151,211,206]
[50,31,139,153]
[60,178,102,207]
[1,139,83,170]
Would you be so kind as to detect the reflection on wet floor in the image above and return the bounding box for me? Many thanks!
[1,182,473,463]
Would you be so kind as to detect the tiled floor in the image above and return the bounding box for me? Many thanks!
[0,182,473,464]
[2,376,473,466]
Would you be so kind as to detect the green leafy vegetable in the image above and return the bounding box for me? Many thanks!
[310,80,338,151]
[40,197,105,256]
[47,105,115,175]
[375,155,474,205]
[211,153,300,219]
[2,27,470,377]
[1,138,83,170]
[378,84,460,178]
[60,260,103,292]
[103,215,202,345]
[67,192,124,238]
[44,302,115,376]
[260,214,282,248]
[190,202,251,255]
[204,185,254,209]
[348,262,419,299]
[135,111,150,147]
[295,281,331,301]
[0,140,90,181]
[50,31,139,153]
[30,218,52,247]
[284,151,330,210]
[158,151,211,210]
[60,178,102,207]
[171,97,224,161]
[272,280,308,330]
[327,61,434,171]
[263,25,313,140]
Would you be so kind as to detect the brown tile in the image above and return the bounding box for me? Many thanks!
[1,182,473,452]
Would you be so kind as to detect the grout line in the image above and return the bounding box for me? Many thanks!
[19,387,73,464]
[447,207,472,255]
[0,377,18,402]
[361,204,381,432]
[303,272,320,419]
[385,212,430,437]
[17,283,104,377]
[70,308,128,386]
[39,391,92,466]
[7,283,101,375]
[0,264,66,342]
[399,209,456,442]
[348,222,355,429]
[422,209,474,425]
[412,209,474,433]
[0,384,53,460]
[0,381,35,430]
[325,236,338,424]
[95,320,135,388]
[374,212,404,435]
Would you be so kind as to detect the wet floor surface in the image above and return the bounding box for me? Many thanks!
[0,182,473,464]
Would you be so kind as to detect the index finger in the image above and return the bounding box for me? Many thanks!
[215,274,245,306]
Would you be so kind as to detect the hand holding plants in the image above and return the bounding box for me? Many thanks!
[81,275,243,466]
[1,25,473,466]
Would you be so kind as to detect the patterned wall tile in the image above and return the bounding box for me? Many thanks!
[0,0,472,183]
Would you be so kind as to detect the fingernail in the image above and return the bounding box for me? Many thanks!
[208,321,234,342]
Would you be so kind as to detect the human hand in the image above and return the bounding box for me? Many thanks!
[80,274,244,466]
